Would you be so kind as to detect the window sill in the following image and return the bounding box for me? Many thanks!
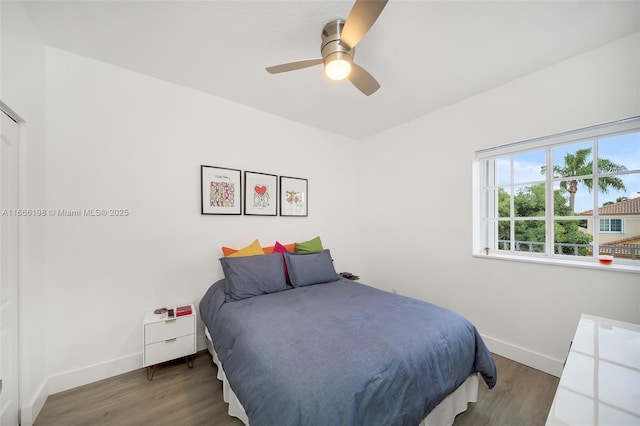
[473,252,640,274]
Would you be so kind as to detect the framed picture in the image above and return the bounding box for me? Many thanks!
[201,165,242,215]
[280,176,308,217]
[244,171,277,216]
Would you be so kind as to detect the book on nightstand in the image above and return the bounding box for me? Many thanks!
[176,305,192,317]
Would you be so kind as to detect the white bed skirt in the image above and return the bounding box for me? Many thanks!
[204,327,478,426]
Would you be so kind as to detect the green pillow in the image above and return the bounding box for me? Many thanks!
[295,236,324,253]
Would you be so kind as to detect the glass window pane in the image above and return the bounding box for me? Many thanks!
[598,173,640,209]
[554,219,592,256]
[553,180,593,216]
[513,150,545,184]
[496,157,511,186]
[597,131,640,174]
[598,244,640,263]
[484,219,511,251]
[514,184,545,217]
[553,141,593,178]
[589,216,639,263]
[497,187,510,218]
[498,220,510,246]
[611,219,622,232]
[514,219,545,253]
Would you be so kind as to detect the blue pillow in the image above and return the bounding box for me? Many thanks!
[284,249,340,287]
[220,253,287,302]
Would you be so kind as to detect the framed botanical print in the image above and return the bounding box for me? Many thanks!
[244,171,277,216]
[201,165,242,215]
[280,176,308,217]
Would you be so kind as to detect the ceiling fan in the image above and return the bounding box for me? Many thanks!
[265,0,389,96]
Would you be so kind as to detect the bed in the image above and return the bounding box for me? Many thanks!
[199,250,496,426]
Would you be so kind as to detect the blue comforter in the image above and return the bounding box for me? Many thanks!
[200,278,496,426]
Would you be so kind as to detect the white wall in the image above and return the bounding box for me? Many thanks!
[1,2,49,424]
[43,47,363,393]
[359,33,640,376]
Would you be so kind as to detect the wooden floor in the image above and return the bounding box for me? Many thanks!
[34,352,558,426]
[454,354,559,426]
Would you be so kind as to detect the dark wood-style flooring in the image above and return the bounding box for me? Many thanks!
[34,352,559,426]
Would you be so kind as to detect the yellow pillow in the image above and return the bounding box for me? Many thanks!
[226,239,264,257]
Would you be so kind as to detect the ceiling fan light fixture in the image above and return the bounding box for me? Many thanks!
[325,59,351,81]
[324,52,352,81]
[265,0,388,95]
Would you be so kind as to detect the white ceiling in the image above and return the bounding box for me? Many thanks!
[23,0,640,139]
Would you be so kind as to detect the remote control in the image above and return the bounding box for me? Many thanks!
[168,308,174,318]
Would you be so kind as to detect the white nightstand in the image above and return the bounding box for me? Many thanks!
[143,304,196,380]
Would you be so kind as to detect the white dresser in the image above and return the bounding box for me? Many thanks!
[546,314,640,425]
[143,305,196,380]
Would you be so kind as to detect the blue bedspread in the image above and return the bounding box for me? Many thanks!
[200,278,496,426]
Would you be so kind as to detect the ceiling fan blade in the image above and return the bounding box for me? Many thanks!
[266,59,323,74]
[348,63,380,96]
[340,0,389,49]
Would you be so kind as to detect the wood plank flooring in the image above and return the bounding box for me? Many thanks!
[34,352,558,426]
[455,354,559,426]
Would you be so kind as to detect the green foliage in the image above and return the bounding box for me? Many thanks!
[497,184,593,254]
[554,220,592,255]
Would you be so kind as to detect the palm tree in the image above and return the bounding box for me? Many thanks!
[542,148,627,213]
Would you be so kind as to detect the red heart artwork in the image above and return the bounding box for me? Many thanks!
[255,185,267,195]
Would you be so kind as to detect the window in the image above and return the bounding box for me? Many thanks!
[600,218,623,233]
[475,117,640,269]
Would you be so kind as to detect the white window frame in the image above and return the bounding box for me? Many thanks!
[473,116,640,273]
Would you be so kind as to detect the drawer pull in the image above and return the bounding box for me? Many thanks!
[165,338,177,343]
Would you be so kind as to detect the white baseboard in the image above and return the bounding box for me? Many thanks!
[482,334,564,377]
[43,332,208,399]
[20,378,49,426]
[48,352,143,395]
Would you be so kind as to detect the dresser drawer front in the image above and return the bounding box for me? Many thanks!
[144,334,195,367]
[144,316,194,344]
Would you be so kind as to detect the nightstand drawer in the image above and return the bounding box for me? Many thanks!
[144,316,194,344]
[144,334,195,367]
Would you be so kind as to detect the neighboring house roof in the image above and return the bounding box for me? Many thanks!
[581,196,640,216]
[603,235,640,246]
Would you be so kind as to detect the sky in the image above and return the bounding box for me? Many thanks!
[497,131,640,213]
